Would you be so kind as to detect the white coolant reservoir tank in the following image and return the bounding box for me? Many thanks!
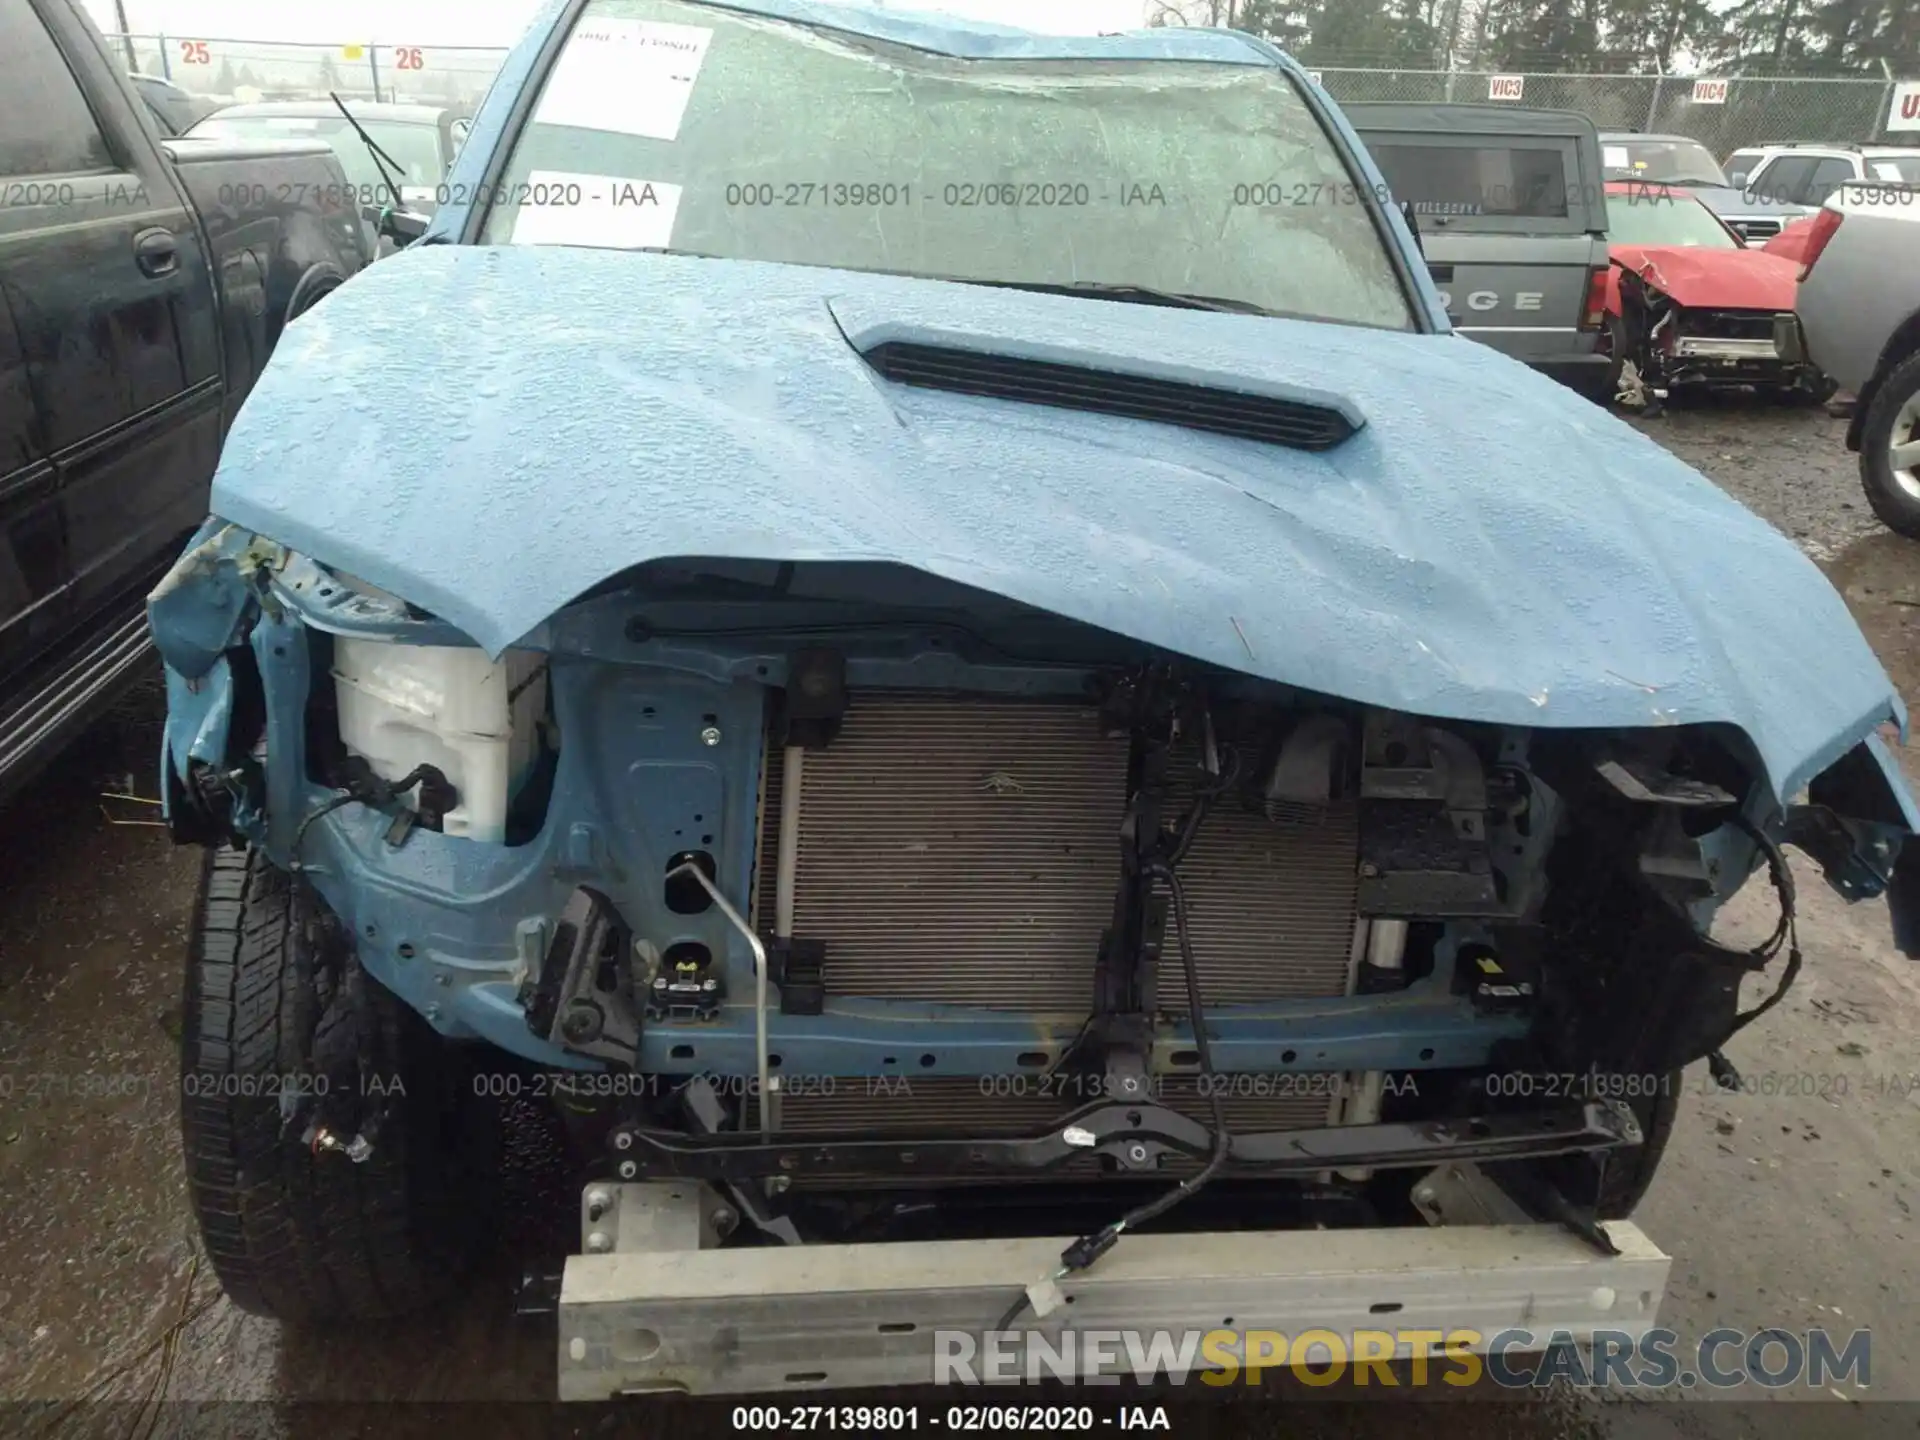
[332,638,548,843]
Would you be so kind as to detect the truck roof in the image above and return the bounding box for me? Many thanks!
[1747,141,1920,154]
[1345,101,1600,139]
[618,0,1288,63]
[196,100,455,124]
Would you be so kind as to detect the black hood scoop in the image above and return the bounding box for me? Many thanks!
[858,340,1361,452]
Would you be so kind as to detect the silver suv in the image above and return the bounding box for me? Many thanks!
[1731,143,1920,208]
[1598,132,1812,242]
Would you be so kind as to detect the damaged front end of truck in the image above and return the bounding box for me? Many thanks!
[140,0,1920,1344]
[149,297,1920,1389]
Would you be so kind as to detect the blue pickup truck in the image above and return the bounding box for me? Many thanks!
[147,0,1918,1399]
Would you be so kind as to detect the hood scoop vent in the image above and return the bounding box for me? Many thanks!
[859,340,1359,452]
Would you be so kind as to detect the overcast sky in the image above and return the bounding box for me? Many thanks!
[80,0,1153,47]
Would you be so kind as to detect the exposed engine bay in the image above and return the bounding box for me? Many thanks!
[1619,268,1822,397]
[151,543,1920,1272]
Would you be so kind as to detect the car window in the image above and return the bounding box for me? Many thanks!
[479,0,1417,331]
[1804,156,1856,204]
[1724,149,1764,185]
[0,0,114,177]
[1605,187,1739,248]
[1366,141,1570,219]
[1602,138,1728,187]
[1868,157,1920,182]
[1752,155,1815,205]
[188,115,446,192]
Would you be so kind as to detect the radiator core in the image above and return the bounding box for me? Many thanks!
[752,693,1360,1013]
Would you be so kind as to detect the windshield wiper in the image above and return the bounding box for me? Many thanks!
[329,91,408,210]
[953,278,1274,316]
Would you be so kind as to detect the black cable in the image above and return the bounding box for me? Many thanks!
[1707,815,1804,1088]
[1039,746,1236,1086]
[289,765,439,872]
[995,858,1233,1334]
[289,792,358,871]
[1724,816,1803,1032]
[1122,861,1233,1216]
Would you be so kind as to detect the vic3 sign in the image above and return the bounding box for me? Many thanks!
[1488,75,1524,101]
[1891,81,1920,133]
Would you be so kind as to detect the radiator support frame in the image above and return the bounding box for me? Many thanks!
[606,1098,1641,1184]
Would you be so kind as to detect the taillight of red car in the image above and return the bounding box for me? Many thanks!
[1581,264,1609,330]
[1798,207,1844,281]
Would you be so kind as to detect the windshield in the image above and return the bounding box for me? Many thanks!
[479,0,1415,330]
[188,114,445,196]
[1606,186,1739,248]
[1868,155,1920,183]
[1602,138,1729,188]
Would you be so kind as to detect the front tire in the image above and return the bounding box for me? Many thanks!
[1859,352,1920,539]
[180,845,488,1322]
[1593,1077,1681,1219]
[1600,312,1628,406]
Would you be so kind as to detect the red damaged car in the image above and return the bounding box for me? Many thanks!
[1599,180,1828,412]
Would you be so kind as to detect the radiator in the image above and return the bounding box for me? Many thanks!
[752,693,1360,1013]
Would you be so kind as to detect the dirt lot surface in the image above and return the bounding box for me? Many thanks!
[1,396,1916,1439]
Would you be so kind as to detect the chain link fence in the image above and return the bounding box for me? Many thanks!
[105,33,1911,153]
[105,34,508,109]
[1310,67,1908,151]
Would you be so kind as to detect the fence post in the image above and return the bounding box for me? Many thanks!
[369,46,382,102]
[1878,59,1895,143]
[1644,71,1662,130]
[158,32,170,80]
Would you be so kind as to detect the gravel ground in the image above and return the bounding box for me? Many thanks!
[1,396,1916,1440]
[1622,395,1881,563]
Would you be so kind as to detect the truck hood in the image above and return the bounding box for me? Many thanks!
[1612,244,1801,310]
[208,242,1905,804]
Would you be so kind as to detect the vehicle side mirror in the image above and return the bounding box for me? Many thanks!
[449,117,471,157]
[1729,170,1747,187]
[361,203,430,247]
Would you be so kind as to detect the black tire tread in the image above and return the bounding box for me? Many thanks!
[1858,350,1920,539]
[180,844,475,1323]
[1594,1077,1681,1220]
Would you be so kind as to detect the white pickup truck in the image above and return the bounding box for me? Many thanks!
[1795,180,1920,536]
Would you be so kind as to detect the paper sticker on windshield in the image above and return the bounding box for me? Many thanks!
[531,18,712,141]
[510,171,682,250]
[1871,161,1905,181]
[1602,145,1630,169]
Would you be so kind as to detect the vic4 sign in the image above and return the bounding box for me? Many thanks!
[1488,74,1525,101]
[1691,78,1729,105]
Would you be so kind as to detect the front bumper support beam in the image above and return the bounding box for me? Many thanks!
[608,1099,1642,1182]
[558,1195,1671,1398]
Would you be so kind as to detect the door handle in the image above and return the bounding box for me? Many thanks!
[134,227,178,278]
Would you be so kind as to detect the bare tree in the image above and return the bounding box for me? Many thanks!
[1146,0,1250,25]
